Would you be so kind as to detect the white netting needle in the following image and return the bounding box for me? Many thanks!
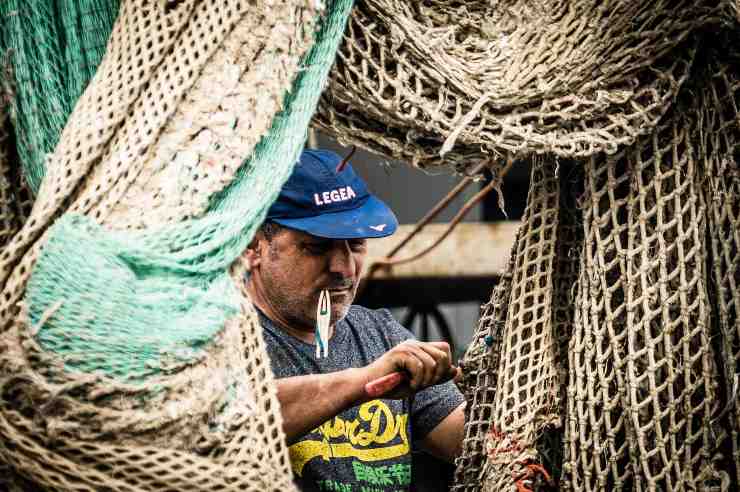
[315,289,331,358]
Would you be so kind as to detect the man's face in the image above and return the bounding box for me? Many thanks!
[250,227,368,331]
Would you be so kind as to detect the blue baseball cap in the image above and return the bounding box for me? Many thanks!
[265,149,398,239]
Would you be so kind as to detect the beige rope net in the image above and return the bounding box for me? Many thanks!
[450,29,740,492]
[314,0,727,172]
[700,51,740,489]
[312,2,740,491]
[562,85,722,491]
[0,0,319,489]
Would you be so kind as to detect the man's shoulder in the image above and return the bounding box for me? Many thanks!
[337,305,410,356]
[343,305,412,340]
[344,305,396,329]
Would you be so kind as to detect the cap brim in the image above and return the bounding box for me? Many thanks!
[272,196,398,239]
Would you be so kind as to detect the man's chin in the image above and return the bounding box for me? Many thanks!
[331,303,351,324]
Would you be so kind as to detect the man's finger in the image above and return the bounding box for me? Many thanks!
[394,340,457,388]
[399,346,435,389]
[453,366,463,386]
[428,341,452,357]
[415,343,452,383]
[410,348,435,388]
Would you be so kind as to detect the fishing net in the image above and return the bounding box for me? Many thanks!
[0,0,119,194]
[0,87,31,252]
[451,30,740,492]
[1,0,739,490]
[314,0,726,173]
[700,48,740,489]
[0,0,357,489]
[562,104,720,491]
[306,1,740,490]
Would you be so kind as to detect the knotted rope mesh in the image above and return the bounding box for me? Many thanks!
[562,99,720,490]
[699,51,740,489]
[314,0,727,173]
[447,31,740,492]
[0,0,119,193]
[310,1,740,491]
[0,0,358,489]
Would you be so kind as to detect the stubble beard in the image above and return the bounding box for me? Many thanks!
[262,271,356,330]
[331,298,352,324]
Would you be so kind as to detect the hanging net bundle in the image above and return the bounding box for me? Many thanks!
[312,1,740,491]
[0,0,739,491]
[0,0,357,489]
[314,0,727,173]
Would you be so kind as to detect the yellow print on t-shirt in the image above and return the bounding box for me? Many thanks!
[289,400,410,476]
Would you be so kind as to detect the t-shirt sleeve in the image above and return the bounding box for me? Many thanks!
[374,309,465,441]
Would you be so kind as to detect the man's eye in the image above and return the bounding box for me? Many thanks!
[304,242,331,254]
[349,241,367,252]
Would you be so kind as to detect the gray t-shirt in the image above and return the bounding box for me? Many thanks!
[259,305,464,492]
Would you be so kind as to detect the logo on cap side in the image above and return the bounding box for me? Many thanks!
[313,186,357,206]
[369,224,387,232]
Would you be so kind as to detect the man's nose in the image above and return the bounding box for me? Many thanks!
[328,241,355,279]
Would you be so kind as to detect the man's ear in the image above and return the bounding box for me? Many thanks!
[244,233,264,269]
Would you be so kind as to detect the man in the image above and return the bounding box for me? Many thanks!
[243,149,465,492]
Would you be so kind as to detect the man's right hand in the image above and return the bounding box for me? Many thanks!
[273,340,462,442]
[361,340,460,400]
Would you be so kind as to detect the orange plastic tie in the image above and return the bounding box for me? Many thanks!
[513,463,553,492]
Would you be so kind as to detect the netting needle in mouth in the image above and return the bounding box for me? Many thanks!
[315,290,331,358]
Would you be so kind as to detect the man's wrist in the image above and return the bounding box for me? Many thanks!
[344,367,374,406]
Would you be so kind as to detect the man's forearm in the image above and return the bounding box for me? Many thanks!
[276,368,371,443]
[274,340,461,444]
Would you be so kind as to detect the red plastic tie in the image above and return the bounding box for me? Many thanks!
[513,463,553,492]
[335,146,356,173]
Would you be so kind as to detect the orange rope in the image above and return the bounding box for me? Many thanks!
[487,426,555,492]
[513,463,554,492]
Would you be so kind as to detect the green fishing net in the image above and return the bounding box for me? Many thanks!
[0,0,119,193]
[16,0,355,383]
